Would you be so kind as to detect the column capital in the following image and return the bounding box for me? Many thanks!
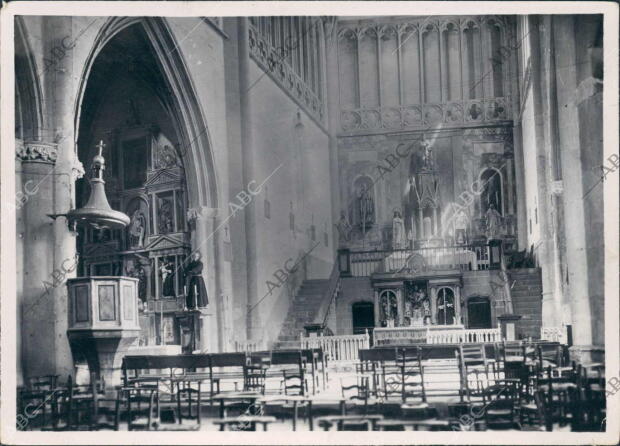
[16,140,58,164]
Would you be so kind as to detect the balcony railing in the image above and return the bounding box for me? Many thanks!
[374,325,501,346]
[340,244,493,277]
[300,332,370,362]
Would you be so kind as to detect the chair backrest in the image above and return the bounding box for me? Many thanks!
[502,341,524,362]
[460,344,486,365]
[341,376,369,401]
[282,369,305,396]
[28,374,59,392]
[537,344,562,369]
[120,386,160,431]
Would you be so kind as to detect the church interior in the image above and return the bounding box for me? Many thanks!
[12,13,610,433]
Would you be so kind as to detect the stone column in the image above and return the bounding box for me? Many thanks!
[238,18,260,340]
[324,18,341,257]
[15,139,24,386]
[552,17,597,361]
[17,140,64,379]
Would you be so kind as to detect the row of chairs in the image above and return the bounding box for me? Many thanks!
[17,373,211,431]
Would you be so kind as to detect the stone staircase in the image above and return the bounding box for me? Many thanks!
[273,279,329,350]
[508,268,543,339]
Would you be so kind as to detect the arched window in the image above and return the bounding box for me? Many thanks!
[436,287,456,325]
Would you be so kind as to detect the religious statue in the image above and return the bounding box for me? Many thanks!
[380,292,398,327]
[409,286,428,326]
[183,252,209,310]
[454,210,468,245]
[335,211,353,243]
[422,298,431,325]
[159,260,175,297]
[128,209,146,248]
[392,210,406,250]
[125,259,147,303]
[485,203,503,240]
[155,144,179,169]
[357,183,374,235]
[389,294,398,323]
[158,197,174,234]
[421,139,434,171]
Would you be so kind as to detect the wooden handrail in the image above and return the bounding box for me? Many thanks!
[312,260,341,328]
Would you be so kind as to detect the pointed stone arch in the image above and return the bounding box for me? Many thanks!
[73,17,218,210]
[14,16,44,141]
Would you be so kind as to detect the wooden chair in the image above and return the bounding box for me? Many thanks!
[244,351,270,394]
[282,369,307,396]
[119,387,160,431]
[340,376,376,415]
[574,364,605,431]
[176,380,201,421]
[19,374,61,429]
[483,378,520,430]
[532,365,579,431]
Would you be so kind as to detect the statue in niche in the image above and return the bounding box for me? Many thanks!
[485,203,503,240]
[183,252,209,310]
[454,210,469,245]
[335,211,353,243]
[421,139,434,171]
[158,197,174,234]
[392,209,406,250]
[155,144,178,169]
[409,286,428,326]
[125,258,147,303]
[128,209,146,248]
[159,259,175,297]
[422,298,431,325]
[380,292,398,327]
[357,183,374,235]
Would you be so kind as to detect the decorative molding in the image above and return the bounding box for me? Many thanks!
[248,23,325,126]
[550,180,564,196]
[16,140,58,164]
[72,158,86,182]
[340,98,512,134]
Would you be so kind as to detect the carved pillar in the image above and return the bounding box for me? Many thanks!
[373,289,380,327]
[430,286,437,324]
[396,288,404,326]
[454,286,462,325]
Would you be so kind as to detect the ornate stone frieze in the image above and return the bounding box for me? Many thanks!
[248,23,325,125]
[16,141,58,164]
[340,98,512,133]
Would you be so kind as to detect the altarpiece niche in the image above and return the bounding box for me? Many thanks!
[76,126,207,352]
